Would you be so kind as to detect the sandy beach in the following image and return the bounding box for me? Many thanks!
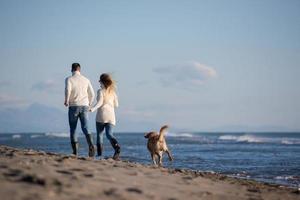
[0,145,299,200]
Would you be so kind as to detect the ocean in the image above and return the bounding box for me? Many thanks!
[0,132,299,188]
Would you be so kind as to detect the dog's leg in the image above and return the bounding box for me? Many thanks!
[151,153,157,165]
[156,152,162,167]
[166,149,173,161]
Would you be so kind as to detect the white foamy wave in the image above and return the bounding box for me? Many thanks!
[219,135,264,143]
[166,132,194,137]
[30,135,43,138]
[281,139,300,145]
[12,134,21,139]
[218,135,238,140]
[275,176,300,180]
[45,132,69,138]
[236,135,264,143]
[219,134,300,145]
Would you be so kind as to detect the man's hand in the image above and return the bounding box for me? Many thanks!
[64,101,69,107]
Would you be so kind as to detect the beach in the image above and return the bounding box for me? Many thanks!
[0,145,299,200]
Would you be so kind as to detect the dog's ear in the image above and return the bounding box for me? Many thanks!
[144,132,152,138]
[144,132,157,138]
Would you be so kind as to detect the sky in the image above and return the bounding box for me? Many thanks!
[0,0,300,132]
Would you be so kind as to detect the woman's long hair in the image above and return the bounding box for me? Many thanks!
[99,73,116,100]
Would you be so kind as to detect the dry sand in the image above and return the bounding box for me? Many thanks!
[0,145,299,200]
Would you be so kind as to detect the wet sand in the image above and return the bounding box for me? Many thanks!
[0,145,299,200]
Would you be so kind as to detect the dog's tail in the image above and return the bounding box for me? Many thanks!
[158,125,168,141]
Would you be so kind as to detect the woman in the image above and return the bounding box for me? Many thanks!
[89,73,120,160]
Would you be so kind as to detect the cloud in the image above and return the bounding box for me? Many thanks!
[0,80,12,88]
[0,94,27,108]
[153,61,217,88]
[31,79,60,92]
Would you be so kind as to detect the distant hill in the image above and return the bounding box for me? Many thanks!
[0,103,159,133]
[0,103,297,133]
[0,103,68,133]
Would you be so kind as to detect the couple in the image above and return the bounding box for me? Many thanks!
[64,63,120,160]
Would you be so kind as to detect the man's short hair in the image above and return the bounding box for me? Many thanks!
[71,63,80,72]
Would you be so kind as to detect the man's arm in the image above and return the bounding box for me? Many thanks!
[64,78,71,107]
[87,80,95,106]
[89,90,103,112]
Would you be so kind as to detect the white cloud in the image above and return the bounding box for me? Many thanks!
[153,61,217,88]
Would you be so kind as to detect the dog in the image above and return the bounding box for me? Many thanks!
[144,125,173,166]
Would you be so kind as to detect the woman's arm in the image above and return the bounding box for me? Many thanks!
[114,93,119,108]
[89,90,104,112]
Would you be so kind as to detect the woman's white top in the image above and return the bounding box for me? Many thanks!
[90,88,118,125]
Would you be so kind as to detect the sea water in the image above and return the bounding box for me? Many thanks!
[0,132,299,188]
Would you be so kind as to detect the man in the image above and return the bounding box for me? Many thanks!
[64,63,95,157]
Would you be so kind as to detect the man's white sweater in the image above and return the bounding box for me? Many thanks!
[65,71,95,107]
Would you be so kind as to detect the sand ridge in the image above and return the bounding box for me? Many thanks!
[0,145,299,200]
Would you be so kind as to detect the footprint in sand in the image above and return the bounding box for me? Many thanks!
[3,168,22,177]
[0,164,8,169]
[247,188,261,193]
[55,158,64,162]
[5,151,14,157]
[104,188,119,197]
[56,170,74,175]
[70,168,84,172]
[46,152,59,156]
[20,174,46,186]
[82,173,94,178]
[182,176,194,180]
[77,157,89,161]
[126,187,143,194]
[52,179,63,187]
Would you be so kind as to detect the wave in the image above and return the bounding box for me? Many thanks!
[30,135,43,138]
[219,135,239,140]
[219,135,264,143]
[12,134,21,139]
[166,132,194,137]
[166,132,215,144]
[275,176,300,180]
[45,132,69,138]
[281,139,300,145]
[219,134,300,144]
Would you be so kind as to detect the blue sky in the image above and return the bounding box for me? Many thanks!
[0,0,299,132]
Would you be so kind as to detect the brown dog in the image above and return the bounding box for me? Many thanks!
[144,125,173,166]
